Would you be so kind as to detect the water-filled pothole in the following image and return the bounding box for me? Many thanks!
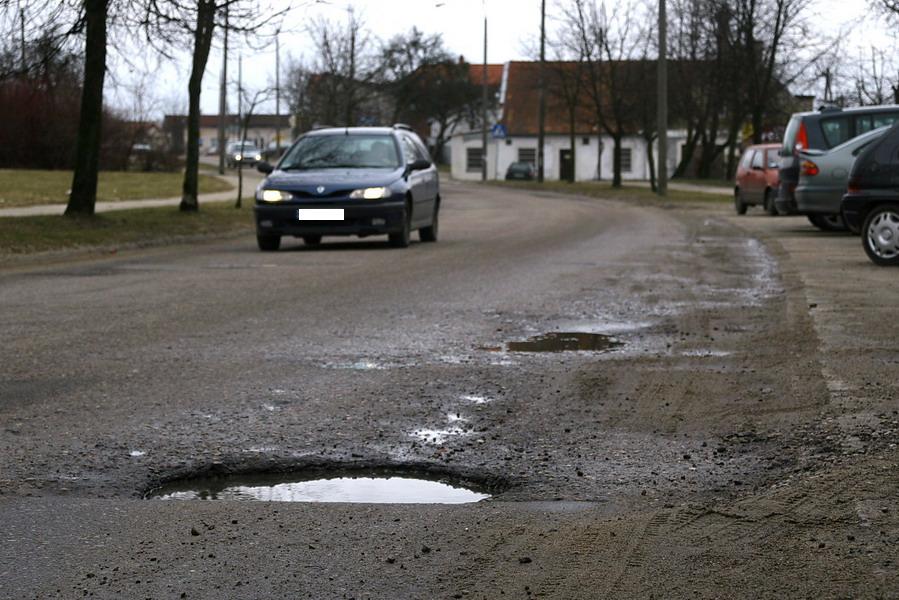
[507,332,621,353]
[147,470,491,504]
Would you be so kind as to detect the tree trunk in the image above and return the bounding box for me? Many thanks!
[568,110,576,183]
[612,133,622,188]
[65,0,108,217]
[646,135,657,193]
[180,0,216,212]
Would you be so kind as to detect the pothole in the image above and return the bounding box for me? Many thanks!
[507,332,622,353]
[146,469,491,504]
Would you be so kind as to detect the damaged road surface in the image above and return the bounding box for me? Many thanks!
[1,181,898,598]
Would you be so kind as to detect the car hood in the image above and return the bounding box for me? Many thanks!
[264,168,402,193]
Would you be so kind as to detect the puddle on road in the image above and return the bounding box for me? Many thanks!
[148,471,489,504]
[507,332,622,353]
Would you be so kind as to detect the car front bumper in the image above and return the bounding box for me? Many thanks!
[254,201,406,237]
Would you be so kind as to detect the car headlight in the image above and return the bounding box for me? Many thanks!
[254,154,262,160]
[235,154,242,161]
[349,186,391,200]
[258,189,293,202]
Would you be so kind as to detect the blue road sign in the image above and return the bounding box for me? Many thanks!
[491,124,507,139]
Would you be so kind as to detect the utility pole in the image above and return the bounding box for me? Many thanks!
[537,0,546,183]
[657,0,668,197]
[18,0,26,72]
[275,30,281,153]
[481,4,488,182]
[217,5,229,175]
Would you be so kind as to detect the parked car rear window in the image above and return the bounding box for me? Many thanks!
[856,113,899,134]
[820,117,851,148]
[751,150,763,169]
[739,150,754,169]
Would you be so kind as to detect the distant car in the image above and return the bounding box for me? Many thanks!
[253,125,440,251]
[777,105,899,217]
[264,140,292,161]
[734,143,780,215]
[226,142,262,168]
[841,121,899,265]
[795,126,890,232]
[505,161,535,181]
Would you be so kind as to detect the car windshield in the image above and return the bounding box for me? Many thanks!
[230,144,259,152]
[279,134,401,170]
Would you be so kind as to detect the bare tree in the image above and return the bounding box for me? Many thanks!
[140,0,287,212]
[66,0,109,216]
[235,85,272,208]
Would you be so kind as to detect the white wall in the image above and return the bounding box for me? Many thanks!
[450,133,686,182]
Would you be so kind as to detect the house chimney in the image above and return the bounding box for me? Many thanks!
[458,55,465,64]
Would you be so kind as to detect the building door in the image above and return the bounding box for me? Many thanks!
[559,149,574,181]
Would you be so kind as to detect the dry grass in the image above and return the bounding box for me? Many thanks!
[0,170,233,208]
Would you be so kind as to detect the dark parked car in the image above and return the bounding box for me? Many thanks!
[796,126,890,232]
[505,161,535,180]
[841,121,899,265]
[777,105,899,220]
[253,125,440,251]
[734,143,780,215]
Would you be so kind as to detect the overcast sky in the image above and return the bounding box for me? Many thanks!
[114,0,889,118]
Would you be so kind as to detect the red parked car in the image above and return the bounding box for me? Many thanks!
[734,143,781,215]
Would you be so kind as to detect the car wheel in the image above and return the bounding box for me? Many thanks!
[388,204,412,248]
[419,203,439,242]
[764,189,778,216]
[734,190,747,215]
[257,233,281,252]
[303,235,322,246]
[862,204,899,266]
[808,214,847,232]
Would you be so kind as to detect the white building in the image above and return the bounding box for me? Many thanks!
[448,61,687,182]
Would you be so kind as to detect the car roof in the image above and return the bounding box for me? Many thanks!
[304,127,398,137]
[793,104,899,119]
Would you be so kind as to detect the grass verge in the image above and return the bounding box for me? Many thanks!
[491,180,731,204]
[0,169,233,208]
[0,202,254,256]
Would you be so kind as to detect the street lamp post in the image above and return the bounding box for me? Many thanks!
[481,3,488,182]
[657,0,668,197]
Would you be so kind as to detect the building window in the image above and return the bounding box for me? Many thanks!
[621,148,633,173]
[466,147,484,172]
[582,137,590,145]
[518,148,536,164]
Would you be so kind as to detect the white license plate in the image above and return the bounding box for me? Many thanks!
[297,209,344,221]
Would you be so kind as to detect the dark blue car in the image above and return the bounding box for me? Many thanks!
[253,125,440,251]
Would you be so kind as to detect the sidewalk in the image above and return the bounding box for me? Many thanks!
[630,180,732,196]
[0,171,262,218]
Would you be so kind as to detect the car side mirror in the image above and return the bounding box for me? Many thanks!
[257,161,274,175]
[408,159,432,172]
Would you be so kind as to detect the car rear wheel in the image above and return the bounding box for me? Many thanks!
[303,235,322,246]
[764,189,778,216]
[807,214,847,232]
[388,205,412,248]
[734,190,747,215]
[257,233,281,251]
[862,204,899,266]
[419,203,439,242]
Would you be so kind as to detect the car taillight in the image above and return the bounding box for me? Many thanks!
[795,121,809,152]
[847,177,861,193]
[801,160,819,176]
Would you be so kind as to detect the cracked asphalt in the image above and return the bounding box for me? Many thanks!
[1,180,897,598]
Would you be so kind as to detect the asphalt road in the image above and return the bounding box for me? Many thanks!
[1,181,897,598]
